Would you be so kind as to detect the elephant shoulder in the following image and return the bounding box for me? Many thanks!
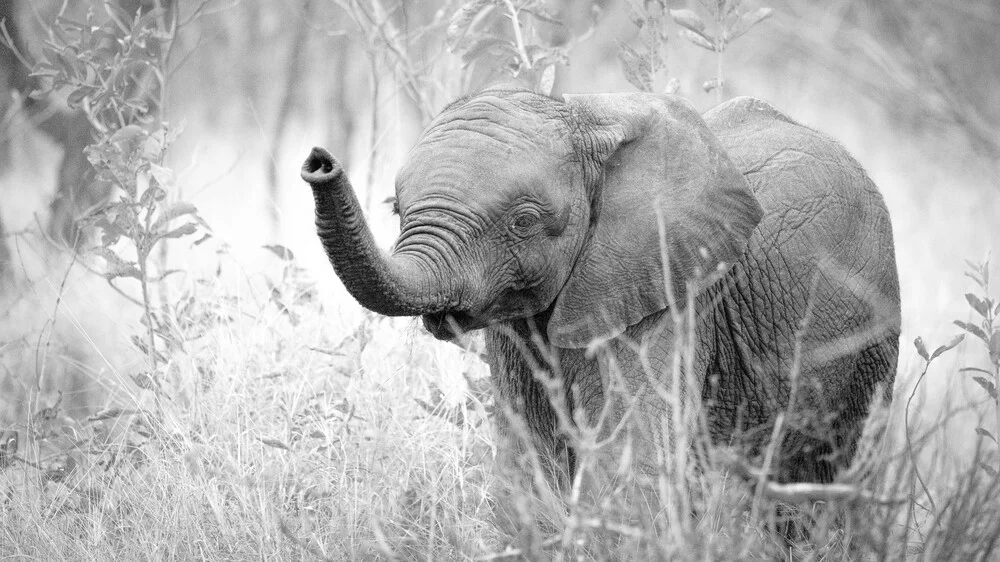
[703,97,859,192]
[703,96,799,131]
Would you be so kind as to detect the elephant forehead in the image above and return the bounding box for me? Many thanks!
[396,133,561,204]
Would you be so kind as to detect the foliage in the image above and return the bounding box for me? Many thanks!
[23,1,207,381]
[619,0,772,99]
[447,0,598,95]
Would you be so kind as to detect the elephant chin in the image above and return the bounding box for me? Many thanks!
[422,311,486,341]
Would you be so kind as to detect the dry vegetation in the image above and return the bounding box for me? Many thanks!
[1,0,999,560]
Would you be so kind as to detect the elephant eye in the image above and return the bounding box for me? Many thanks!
[509,211,539,234]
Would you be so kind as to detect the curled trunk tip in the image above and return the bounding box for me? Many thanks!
[301,146,342,183]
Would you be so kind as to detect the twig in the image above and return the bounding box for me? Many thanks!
[502,0,532,71]
[905,359,937,516]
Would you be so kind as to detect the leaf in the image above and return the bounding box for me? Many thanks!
[263,245,296,262]
[617,41,656,92]
[930,334,964,360]
[460,37,511,66]
[980,463,999,478]
[702,78,721,93]
[158,223,198,240]
[447,0,495,46]
[258,437,290,451]
[669,9,708,36]
[664,76,680,94]
[727,7,773,42]
[537,65,555,97]
[625,0,646,29]
[93,247,141,280]
[148,163,173,186]
[960,367,995,376]
[679,28,716,51]
[954,320,989,343]
[972,377,998,401]
[28,87,52,100]
[964,271,984,289]
[110,124,145,144]
[966,293,989,317]
[88,408,126,421]
[913,337,929,361]
[151,202,198,232]
[522,6,562,25]
[975,427,997,444]
[66,86,93,109]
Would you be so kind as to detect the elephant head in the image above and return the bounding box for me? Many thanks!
[302,91,764,347]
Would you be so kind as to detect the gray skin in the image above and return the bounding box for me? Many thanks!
[301,91,900,501]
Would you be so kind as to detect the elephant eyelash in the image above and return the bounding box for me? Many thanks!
[383,196,399,215]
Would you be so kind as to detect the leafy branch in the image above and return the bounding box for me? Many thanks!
[670,0,772,101]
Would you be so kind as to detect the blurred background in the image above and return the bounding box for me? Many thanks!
[0,0,997,454]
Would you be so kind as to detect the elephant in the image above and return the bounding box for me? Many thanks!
[301,90,900,513]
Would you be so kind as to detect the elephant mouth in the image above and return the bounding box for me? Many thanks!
[422,311,487,341]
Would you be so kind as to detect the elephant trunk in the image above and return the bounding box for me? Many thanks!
[301,147,449,316]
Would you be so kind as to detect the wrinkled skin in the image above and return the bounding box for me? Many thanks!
[302,91,900,513]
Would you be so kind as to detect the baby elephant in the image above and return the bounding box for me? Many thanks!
[302,91,900,513]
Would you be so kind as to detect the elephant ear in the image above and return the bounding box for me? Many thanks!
[548,93,764,348]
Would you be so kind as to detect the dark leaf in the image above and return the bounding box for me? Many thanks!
[954,320,989,343]
[980,463,999,478]
[262,245,296,262]
[975,427,997,443]
[972,377,998,401]
[727,7,773,42]
[966,293,989,317]
[66,86,92,109]
[930,334,964,360]
[139,185,166,207]
[131,371,157,390]
[913,336,929,361]
[679,28,716,51]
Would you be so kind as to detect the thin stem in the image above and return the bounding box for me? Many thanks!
[503,0,532,71]
[905,359,937,517]
[715,47,724,103]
